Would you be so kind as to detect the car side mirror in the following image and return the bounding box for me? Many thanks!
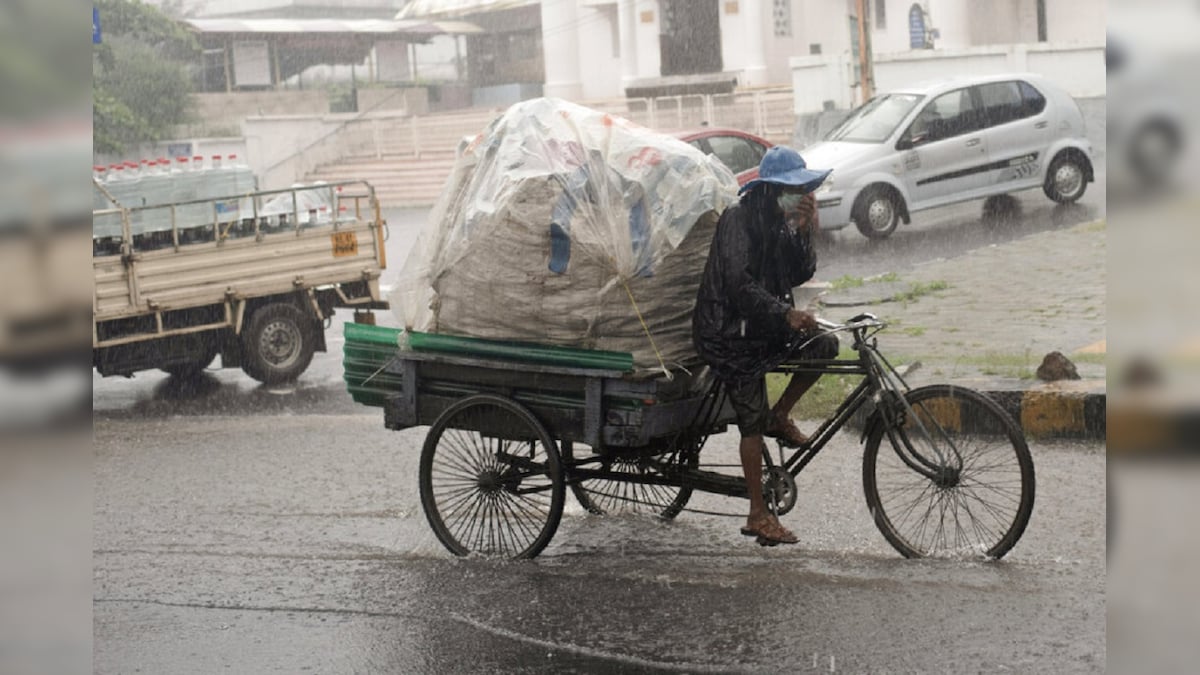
[896,136,914,151]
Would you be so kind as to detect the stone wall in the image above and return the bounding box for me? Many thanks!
[182,91,331,136]
[355,87,430,115]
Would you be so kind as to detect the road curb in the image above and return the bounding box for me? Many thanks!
[983,388,1106,441]
[842,383,1105,442]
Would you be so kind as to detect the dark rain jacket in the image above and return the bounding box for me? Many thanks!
[691,191,818,385]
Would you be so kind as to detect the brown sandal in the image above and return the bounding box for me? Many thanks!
[740,517,799,545]
[765,415,809,448]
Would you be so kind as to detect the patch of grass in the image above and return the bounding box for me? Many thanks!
[1072,352,1107,365]
[901,326,927,337]
[883,353,1051,379]
[1077,219,1106,233]
[829,274,866,290]
[948,350,1039,379]
[890,280,949,304]
[829,272,900,291]
[980,366,1036,379]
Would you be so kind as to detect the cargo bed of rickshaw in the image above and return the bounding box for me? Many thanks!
[343,322,734,450]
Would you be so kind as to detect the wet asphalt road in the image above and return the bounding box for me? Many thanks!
[93,177,1107,672]
[93,408,1104,673]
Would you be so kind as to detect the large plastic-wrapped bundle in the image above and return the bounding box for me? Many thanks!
[391,98,738,376]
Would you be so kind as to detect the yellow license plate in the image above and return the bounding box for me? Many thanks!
[331,231,358,257]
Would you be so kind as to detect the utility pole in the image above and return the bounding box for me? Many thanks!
[856,0,874,103]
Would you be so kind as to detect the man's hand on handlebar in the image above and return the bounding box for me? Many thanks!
[786,308,818,333]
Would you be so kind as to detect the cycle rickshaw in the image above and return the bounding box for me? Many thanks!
[344,314,1034,560]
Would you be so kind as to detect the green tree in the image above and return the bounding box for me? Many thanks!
[93,0,200,155]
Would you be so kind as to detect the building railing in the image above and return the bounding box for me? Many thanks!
[295,85,799,179]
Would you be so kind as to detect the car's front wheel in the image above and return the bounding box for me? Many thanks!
[852,186,901,239]
[1043,152,1089,203]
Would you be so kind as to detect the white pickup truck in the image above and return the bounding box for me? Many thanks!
[92,179,388,383]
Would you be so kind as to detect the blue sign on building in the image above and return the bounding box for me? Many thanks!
[93,7,102,44]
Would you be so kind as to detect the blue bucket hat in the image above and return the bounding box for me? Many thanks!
[738,146,832,195]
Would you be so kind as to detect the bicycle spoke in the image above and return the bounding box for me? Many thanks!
[952,488,1003,551]
[957,483,1016,536]
[910,486,940,552]
[959,478,1023,507]
[575,453,687,516]
[496,493,533,547]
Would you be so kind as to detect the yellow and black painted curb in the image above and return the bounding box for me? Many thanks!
[983,390,1106,441]
[846,387,1105,441]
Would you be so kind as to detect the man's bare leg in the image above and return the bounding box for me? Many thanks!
[773,371,821,420]
[741,434,768,522]
[766,372,822,445]
[740,434,797,543]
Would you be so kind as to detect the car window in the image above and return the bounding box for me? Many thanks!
[1017,80,1046,117]
[825,93,923,143]
[705,135,766,174]
[902,87,984,146]
[978,81,1025,126]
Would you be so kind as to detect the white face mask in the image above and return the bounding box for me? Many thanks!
[777,192,806,212]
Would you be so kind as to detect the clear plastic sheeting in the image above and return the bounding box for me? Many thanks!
[91,165,258,239]
[258,183,337,224]
[390,97,739,377]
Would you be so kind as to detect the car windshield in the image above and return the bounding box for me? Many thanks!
[825,93,924,143]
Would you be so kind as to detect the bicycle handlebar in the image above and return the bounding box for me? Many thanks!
[817,312,885,333]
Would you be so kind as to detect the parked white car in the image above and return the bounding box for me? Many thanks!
[801,73,1094,239]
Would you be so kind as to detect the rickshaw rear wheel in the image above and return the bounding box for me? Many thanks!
[419,394,565,559]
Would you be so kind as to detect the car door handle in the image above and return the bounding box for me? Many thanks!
[965,138,981,147]
[1035,121,1049,129]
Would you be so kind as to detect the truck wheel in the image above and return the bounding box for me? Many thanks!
[240,303,316,384]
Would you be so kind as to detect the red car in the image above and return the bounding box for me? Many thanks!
[675,127,773,186]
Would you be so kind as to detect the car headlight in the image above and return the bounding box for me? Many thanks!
[815,179,841,208]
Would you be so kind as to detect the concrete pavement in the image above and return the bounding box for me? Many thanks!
[818,218,1106,439]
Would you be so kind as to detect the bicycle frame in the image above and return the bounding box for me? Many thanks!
[765,316,963,486]
[555,315,968,509]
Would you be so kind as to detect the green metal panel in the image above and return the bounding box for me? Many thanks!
[342,322,636,408]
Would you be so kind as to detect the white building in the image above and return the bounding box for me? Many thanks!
[159,0,1104,114]
[399,0,1104,103]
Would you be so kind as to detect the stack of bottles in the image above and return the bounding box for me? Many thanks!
[92,154,277,255]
